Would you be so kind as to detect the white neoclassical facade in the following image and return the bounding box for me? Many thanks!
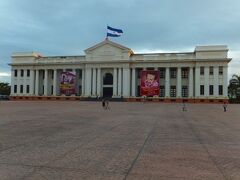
[10,39,231,103]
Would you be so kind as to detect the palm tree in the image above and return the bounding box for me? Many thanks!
[228,74,240,99]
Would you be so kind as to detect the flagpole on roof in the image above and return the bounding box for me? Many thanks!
[106,24,109,40]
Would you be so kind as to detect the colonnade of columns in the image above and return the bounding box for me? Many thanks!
[11,66,229,98]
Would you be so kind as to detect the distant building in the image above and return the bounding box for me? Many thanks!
[9,39,231,103]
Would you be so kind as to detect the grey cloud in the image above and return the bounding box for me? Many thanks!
[0,0,240,83]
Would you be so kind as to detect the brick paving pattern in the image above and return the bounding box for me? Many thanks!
[0,101,239,180]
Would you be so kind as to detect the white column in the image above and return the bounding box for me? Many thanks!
[72,69,76,95]
[223,66,228,98]
[131,68,136,97]
[92,68,97,96]
[44,69,48,96]
[81,69,85,96]
[85,68,92,96]
[195,67,200,97]
[53,69,57,96]
[204,66,209,97]
[123,68,130,97]
[113,68,118,96]
[17,69,21,95]
[97,68,101,96]
[30,70,35,95]
[11,69,15,95]
[189,67,193,98]
[23,69,27,95]
[35,70,39,96]
[165,67,170,97]
[118,68,122,96]
[177,67,182,98]
[213,66,219,97]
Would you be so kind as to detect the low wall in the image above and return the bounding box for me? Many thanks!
[10,96,229,103]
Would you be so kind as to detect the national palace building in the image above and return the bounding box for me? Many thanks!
[9,39,231,103]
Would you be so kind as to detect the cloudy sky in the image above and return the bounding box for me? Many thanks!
[0,0,240,83]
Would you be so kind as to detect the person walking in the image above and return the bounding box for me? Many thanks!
[223,102,227,112]
[105,98,110,110]
[102,98,106,110]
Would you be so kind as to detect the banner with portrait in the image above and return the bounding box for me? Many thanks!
[140,70,160,96]
[60,71,76,95]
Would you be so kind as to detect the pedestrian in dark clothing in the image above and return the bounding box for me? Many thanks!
[105,99,110,110]
[102,99,106,109]
[223,102,227,112]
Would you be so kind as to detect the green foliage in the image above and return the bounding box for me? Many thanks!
[228,74,240,99]
[0,82,10,95]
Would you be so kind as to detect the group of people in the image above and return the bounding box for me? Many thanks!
[181,102,228,112]
[100,97,228,112]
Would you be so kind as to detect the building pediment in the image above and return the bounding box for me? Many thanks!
[84,39,133,61]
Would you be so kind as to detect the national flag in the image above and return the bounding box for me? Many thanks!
[107,26,123,37]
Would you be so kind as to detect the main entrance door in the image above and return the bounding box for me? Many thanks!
[103,73,113,98]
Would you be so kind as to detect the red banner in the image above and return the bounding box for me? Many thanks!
[140,70,160,96]
[60,71,76,95]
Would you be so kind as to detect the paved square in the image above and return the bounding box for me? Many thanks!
[0,101,240,180]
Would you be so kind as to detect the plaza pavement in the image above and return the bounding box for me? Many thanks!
[0,101,240,180]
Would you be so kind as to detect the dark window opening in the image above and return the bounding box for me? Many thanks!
[200,85,204,95]
[20,85,23,93]
[27,70,30,77]
[219,85,223,95]
[209,85,214,95]
[26,85,30,93]
[182,86,188,97]
[14,85,17,93]
[103,73,113,85]
[14,70,18,77]
[21,70,24,77]
[170,86,176,97]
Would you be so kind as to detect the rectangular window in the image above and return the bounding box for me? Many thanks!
[170,68,177,78]
[159,69,165,78]
[20,85,23,93]
[200,67,204,75]
[170,86,176,97]
[219,66,223,75]
[27,70,30,77]
[209,66,214,75]
[200,85,204,95]
[182,86,188,97]
[21,70,24,77]
[26,85,30,93]
[14,85,17,93]
[160,86,165,97]
[14,70,18,77]
[182,68,188,78]
[219,85,223,95]
[51,85,53,95]
[209,85,214,95]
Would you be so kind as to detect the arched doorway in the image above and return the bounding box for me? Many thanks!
[103,73,113,97]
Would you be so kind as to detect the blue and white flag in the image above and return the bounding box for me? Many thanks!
[107,26,123,37]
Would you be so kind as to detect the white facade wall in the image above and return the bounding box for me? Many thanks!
[10,40,231,100]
